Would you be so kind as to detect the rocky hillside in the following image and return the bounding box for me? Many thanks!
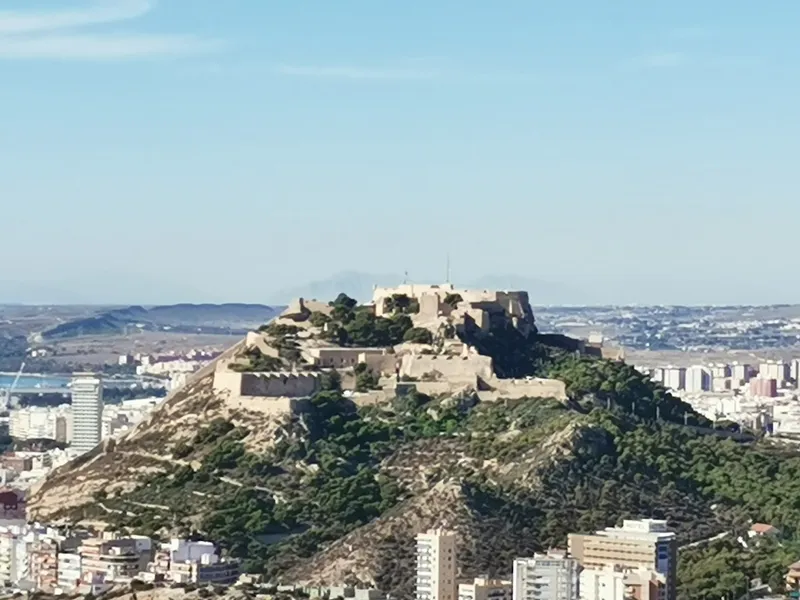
[27,307,800,600]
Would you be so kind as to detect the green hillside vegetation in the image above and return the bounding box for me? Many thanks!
[321,294,414,347]
[64,304,800,600]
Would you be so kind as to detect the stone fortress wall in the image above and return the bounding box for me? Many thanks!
[372,283,535,334]
[212,366,321,415]
[399,353,494,384]
[210,283,585,414]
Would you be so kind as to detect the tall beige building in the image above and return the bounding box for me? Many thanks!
[568,520,676,600]
[416,529,457,600]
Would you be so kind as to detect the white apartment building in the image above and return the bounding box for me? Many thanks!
[137,359,204,377]
[57,552,82,593]
[579,567,625,600]
[791,359,800,385]
[759,361,789,386]
[709,364,731,380]
[512,552,580,600]
[167,539,217,563]
[661,368,685,392]
[9,406,72,441]
[169,554,239,585]
[731,363,752,386]
[650,368,664,386]
[458,577,512,600]
[580,566,665,600]
[71,373,103,454]
[684,366,711,393]
[0,530,27,585]
[416,529,457,600]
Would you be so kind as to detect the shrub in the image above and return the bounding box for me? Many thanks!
[403,327,433,344]
[172,442,193,459]
[443,293,463,308]
[309,311,331,327]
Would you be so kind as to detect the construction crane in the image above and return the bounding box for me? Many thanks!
[1,361,25,411]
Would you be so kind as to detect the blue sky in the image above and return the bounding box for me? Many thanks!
[2,0,799,305]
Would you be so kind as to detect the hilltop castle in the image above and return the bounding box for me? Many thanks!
[211,283,567,413]
[372,283,536,335]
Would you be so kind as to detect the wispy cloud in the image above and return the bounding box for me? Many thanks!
[0,34,217,60]
[275,64,441,81]
[0,0,150,34]
[0,0,217,60]
[626,51,763,72]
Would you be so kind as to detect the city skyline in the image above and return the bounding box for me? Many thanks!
[4,1,800,305]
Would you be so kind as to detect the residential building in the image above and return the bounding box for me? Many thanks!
[512,552,580,600]
[29,537,58,592]
[731,363,753,386]
[650,368,664,386]
[141,539,239,586]
[416,529,457,600]
[792,359,800,384]
[749,523,780,538]
[786,561,800,590]
[9,405,72,441]
[55,416,70,444]
[568,519,677,600]
[759,361,789,386]
[749,378,778,398]
[57,552,82,593]
[169,554,240,585]
[458,577,512,600]
[80,537,153,585]
[709,364,731,380]
[71,373,103,454]
[661,368,685,392]
[579,567,625,600]
[0,529,27,586]
[305,586,384,600]
[684,366,711,393]
[580,566,665,600]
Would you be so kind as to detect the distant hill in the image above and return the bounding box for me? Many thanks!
[268,271,401,304]
[39,303,283,340]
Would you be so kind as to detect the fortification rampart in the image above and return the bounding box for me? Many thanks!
[372,283,535,335]
[213,370,321,398]
[400,353,494,383]
[479,377,567,402]
[303,347,388,368]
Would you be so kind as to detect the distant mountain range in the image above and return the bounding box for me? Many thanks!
[30,272,587,341]
[268,271,591,305]
[39,303,283,341]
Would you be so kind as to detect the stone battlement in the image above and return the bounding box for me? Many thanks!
[372,283,535,335]
[213,370,322,399]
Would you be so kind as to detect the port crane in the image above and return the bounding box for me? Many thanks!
[1,361,25,411]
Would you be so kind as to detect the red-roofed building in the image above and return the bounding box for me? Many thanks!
[749,523,780,538]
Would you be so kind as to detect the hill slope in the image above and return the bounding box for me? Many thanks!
[27,318,800,600]
[39,303,283,340]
